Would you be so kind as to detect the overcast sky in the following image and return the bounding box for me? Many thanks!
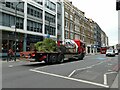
[70,0,118,46]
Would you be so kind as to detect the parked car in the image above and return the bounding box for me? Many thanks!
[114,49,119,55]
[106,49,115,57]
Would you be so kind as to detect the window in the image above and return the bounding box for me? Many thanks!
[70,33,74,39]
[27,20,42,33]
[65,12,69,18]
[45,12,55,23]
[45,25,56,36]
[31,9,33,16]
[57,24,61,30]
[27,4,42,19]
[27,8,30,14]
[65,31,69,39]
[65,19,69,28]
[45,0,56,12]
[70,15,73,20]
[34,0,43,5]
[70,23,73,31]
[2,13,22,27]
[6,2,10,8]
[5,2,24,12]
[57,13,61,19]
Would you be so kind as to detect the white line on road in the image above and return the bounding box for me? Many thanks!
[103,72,117,85]
[68,70,76,77]
[68,60,106,78]
[8,65,13,68]
[29,69,109,88]
[68,66,92,77]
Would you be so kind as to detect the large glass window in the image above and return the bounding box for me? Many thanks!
[4,2,24,12]
[57,13,61,19]
[2,13,23,29]
[27,20,42,33]
[45,0,56,12]
[32,0,43,5]
[45,25,56,36]
[45,12,55,23]
[70,22,73,31]
[70,32,74,39]
[27,4,43,19]
[65,31,69,39]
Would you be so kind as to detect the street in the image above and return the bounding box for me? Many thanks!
[2,54,119,88]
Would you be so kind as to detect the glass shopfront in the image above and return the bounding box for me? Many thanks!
[2,31,24,53]
[2,31,44,52]
[26,34,43,51]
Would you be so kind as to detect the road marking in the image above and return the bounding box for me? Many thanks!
[8,65,13,68]
[104,72,117,85]
[68,61,106,78]
[68,66,92,77]
[30,69,109,88]
[68,70,76,77]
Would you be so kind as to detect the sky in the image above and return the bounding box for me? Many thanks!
[71,0,118,46]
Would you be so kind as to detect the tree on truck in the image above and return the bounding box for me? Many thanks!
[33,38,86,64]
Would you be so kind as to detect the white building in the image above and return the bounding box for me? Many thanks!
[0,0,62,53]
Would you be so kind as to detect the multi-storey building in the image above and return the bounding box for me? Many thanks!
[0,0,59,53]
[63,0,85,41]
[106,36,109,46]
[63,0,95,54]
[0,0,108,55]
[101,30,108,47]
[93,22,102,52]
[84,18,95,54]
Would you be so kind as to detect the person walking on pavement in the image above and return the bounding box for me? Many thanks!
[7,48,14,62]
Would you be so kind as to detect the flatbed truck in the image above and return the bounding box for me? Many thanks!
[34,39,86,64]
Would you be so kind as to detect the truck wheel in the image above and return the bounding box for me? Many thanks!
[78,53,84,60]
[49,54,58,64]
[57,54,64,63]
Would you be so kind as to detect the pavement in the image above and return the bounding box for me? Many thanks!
[110,74,119,88]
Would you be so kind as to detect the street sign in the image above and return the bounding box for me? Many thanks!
[47,34,50,38]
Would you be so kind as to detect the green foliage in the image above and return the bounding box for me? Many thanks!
[35,38,57,52]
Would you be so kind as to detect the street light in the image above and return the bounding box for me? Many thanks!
[14,2,22,61]
[46,20,50,38]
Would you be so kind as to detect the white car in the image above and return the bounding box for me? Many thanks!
[106,49,115,57]
[114,49,119,55]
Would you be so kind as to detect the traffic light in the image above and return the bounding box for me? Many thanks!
[116,1,120,10]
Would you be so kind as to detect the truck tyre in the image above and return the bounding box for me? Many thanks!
[78,53,84,60]
[57,54,64,63]
[49,54,58,64]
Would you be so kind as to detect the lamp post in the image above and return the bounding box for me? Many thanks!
[14,2,22,61]
[46,20,50,38]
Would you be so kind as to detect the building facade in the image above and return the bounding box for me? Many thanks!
[93,22,102,52]
[0,0,59,53]
[101,30,109,47]
[0,0,108,55]
[63,0,95,54]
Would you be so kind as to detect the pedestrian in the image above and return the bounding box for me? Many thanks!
[7,48,14,62]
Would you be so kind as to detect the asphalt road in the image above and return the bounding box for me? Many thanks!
[2,54,119,88]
